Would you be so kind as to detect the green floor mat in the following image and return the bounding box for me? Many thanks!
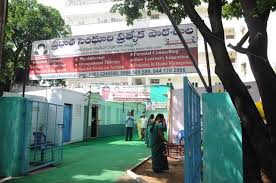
[7,136,150,183]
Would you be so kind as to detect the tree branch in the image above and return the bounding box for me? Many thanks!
[180,0,213,41]
[227,31,250,54]
[228,43,248,54]
[237,31,249,47]
[240,0,270,39]
[228,43,268,62]
[208,0,224,38]
[12,38,19,49]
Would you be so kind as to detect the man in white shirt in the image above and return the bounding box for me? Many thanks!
[140,113,147,141]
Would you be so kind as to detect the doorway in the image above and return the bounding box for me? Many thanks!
[83,106,88,140]
[63,104,72,143]
[91,105,98,138]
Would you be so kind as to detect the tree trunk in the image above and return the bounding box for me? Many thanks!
[240,0,276,181]
[242,126,262,183]
[22,45,32,97]
[208,40,272,182]
[246,35,276,181]
[180,0,274,180]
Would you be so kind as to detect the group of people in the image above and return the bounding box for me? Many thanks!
[124,112,169,173]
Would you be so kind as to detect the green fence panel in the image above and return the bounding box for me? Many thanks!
[202,93,243,183]
[150,85,170,103]
[0,97,32,177]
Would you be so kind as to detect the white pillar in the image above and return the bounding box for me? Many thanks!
[128,77,133,86]
[145,77,150,85]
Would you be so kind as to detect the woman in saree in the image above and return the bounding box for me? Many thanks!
[150,113,169,173]
[145,114,154,147]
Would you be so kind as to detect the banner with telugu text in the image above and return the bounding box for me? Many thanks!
[30,23,198,80]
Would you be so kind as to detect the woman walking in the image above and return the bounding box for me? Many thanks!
[150,113,169,173]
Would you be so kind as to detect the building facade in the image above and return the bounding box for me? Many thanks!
[37,0,276,89]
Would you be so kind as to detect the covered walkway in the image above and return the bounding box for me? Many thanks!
[7,136,150,183]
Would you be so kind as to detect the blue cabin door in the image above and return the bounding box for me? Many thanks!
[63,104,72,143]
[183,77,202,183]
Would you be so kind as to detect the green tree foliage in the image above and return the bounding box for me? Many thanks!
[110,0,201,25]
[111,0,275,24]
[112,0,276,182]
[2,0,71,90]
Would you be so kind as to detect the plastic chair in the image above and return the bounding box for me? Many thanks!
[176,130,186,145]
[32,132,53,162]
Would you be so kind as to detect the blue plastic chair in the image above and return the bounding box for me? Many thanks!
[32,132,53,162]
[176,130,186,145]
[33,132,46,145]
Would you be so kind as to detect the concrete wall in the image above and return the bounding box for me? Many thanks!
[9,87,87,143]
[98,124,125,138]
[95,101,145,137]
[44,89,86,143]
[196,81,260,102]
[9,86,146,142]
[97,101,145,125]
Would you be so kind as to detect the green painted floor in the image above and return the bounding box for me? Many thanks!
[8,136,150,183]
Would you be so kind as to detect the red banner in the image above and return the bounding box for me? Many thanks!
[30,24,198,80]
[30,48,197,79]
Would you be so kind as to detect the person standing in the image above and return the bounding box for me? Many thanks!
[140,113,147,140]
[137,116,142,140]
[145,114,154,147]
[150,113,169,173]
[125,112,135,141]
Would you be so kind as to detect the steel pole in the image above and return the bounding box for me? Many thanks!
[0,0,7,70]
[204,40,212,92]
[86,91,92,140]
[0,0,8,96]
[158,0,210,92]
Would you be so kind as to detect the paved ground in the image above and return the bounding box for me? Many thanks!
[6,136,150,183]
[116,157,184,183]
[133,157,184,183]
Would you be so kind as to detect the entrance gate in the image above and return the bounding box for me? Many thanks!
[0,97,64,176]
[28,100,64,172]
[183,77,202,183]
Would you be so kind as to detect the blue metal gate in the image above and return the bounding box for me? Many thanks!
[183,77,202,183]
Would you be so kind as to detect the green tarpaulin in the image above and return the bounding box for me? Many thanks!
[202,93,243,183]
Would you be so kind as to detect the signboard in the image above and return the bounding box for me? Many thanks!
[92,85,150,102]
[30,24,198,80]
[146,102,168,110]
